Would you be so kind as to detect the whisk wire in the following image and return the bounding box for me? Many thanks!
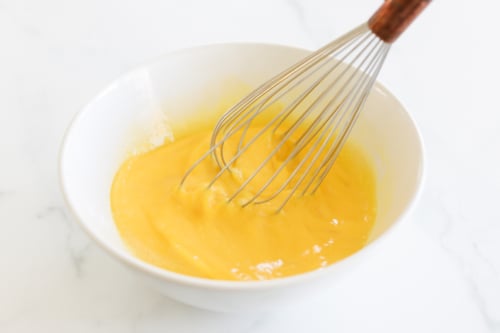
[180,0,430,211]
[245,37,385,206]
[271,32,377,138]
[181,25,391,209]
[212,24,370,169]
[214,31,377,189]
[261,42,390,209]
[304,43,390,195]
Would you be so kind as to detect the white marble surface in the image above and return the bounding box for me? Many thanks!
[1,0,499,332]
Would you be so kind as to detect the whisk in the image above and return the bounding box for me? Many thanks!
[181,0,431,211]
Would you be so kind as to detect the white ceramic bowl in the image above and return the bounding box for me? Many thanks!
[60,43,424,313]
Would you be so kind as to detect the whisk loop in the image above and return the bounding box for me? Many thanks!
[181,0,431,211]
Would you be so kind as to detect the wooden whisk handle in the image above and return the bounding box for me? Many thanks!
[368,0,431,43]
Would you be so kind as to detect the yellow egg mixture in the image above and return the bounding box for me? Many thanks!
[111,105,377,281]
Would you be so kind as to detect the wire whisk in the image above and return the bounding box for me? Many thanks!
[181,0,431,211]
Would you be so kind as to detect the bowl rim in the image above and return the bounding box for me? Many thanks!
[59,42,425,291]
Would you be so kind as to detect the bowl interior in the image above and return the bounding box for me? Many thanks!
[60,43,423,280]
